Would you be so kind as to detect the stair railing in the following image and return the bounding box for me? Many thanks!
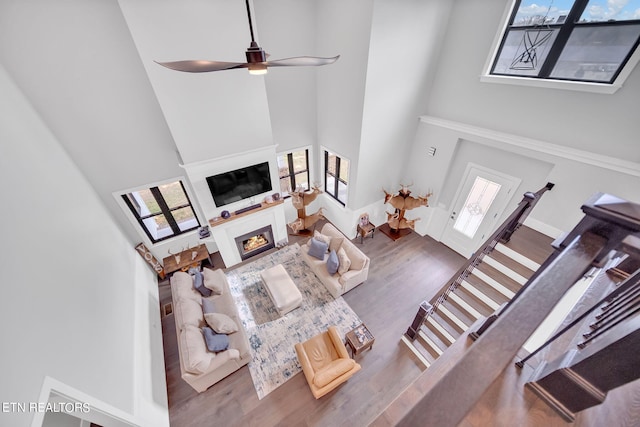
[405,182,554,340]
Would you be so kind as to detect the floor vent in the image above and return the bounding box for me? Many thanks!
[162,302,173,318]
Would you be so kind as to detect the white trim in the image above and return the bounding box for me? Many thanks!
[400,335,431,368]
[419,115,640,177]
[32,376,140,427]
[523,215,563,239]
[479,74,622,94]
[177,144,279,169]
[494,243,541,272]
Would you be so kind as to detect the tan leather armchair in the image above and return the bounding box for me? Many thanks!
[294,326,361,399]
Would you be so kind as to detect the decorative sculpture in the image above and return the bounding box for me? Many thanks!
[382,183,432,234]
[288,185,324,235]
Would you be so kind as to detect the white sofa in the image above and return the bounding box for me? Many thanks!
[301,223,370,298]
[170,268,251,393]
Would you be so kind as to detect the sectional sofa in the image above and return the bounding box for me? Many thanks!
[170,268,251,393]
[300,222,370,298]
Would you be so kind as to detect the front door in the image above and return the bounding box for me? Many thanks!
[441,164,521,258]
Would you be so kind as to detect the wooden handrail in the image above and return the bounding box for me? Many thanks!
[405,183,554,340]
[384,193,640,426]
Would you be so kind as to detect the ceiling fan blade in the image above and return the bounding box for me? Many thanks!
[266,55,340,68]
[155,60,249,73]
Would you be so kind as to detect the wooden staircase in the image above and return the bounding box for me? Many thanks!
[402,184,556,368]
[402,226,554,367]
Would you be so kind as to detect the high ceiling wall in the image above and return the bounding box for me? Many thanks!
[425,0,640,163]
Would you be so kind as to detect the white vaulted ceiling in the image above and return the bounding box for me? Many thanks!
[119,0,274,164]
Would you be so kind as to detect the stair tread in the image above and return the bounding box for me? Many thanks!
[474,263,522,296]
[486,249,535,281]
[437,303,471,332]
[448,291,482,320]
[459,280,501,312]
[464,273,512,307]
[500,225,554,266]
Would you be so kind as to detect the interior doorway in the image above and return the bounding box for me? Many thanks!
[441,163,521,258]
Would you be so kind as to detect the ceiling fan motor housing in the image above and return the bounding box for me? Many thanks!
[246,41,266,63]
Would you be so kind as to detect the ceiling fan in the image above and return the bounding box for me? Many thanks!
[156,0,340,75]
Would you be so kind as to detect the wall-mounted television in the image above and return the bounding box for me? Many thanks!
[206,161,272,207]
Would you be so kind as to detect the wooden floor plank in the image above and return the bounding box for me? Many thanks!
[160,221,466,426]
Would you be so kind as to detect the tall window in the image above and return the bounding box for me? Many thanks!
[324,150,349,206]
[491,0,640,84]
[277,149,310,196]
[122,180,200,243]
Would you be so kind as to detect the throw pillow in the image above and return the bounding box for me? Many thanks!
[308,238,328,260]
[337,247,351,275]
[204,312,239,334]
[202,268,224,295]
[329,236,344,253]
[201,298,217,314]
[202,327,229,352]
[313,231,332,248]
[192,269,212,297]
[326,249,339,275]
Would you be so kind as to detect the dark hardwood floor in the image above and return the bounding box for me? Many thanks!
[158,221,466,426]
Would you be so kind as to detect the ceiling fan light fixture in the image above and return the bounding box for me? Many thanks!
[248,63,268,75]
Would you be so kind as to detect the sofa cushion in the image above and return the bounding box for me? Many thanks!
[172,272,202,304]
[202,268,224,295]
[326,250,339,275]
[201,298,217,314]
[313,358,356,388]
[202,327,230,352]
[308,238,328,260]
[343,243,367,271]
[337,247,351,275]
[181,325,214,374]
[204,312,239,334]
[176,297,204,330]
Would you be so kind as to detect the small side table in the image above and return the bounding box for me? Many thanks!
[357,222,375,244]
[345,323,375,357]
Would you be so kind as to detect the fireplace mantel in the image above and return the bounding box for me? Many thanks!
[207,201,288,267]
[208,199,284,228]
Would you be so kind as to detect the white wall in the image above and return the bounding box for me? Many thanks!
[0,65,168,426]
[354,0,453,209]
[408,0,640,239]
[407,117,640,239]
[427,0,640,162]
[0,0,187,246]
[119,0,275,164]
[257,0,319,154]
[316,0,373,193]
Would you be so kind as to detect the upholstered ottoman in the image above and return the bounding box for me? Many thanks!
[260,264,302,315]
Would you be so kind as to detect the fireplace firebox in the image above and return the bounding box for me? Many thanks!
[234,225,275,261]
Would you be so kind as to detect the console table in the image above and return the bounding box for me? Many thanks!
[162,244,212,275]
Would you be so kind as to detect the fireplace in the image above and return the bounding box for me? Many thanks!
[234,225,275,261]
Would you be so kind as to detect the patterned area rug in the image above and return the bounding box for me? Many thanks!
[226,243,362,400]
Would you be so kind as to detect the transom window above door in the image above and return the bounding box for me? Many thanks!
[486,0,640,92]
[122,180,200,244]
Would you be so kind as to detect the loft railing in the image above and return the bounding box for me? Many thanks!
[405,182,554,340]
[381,193,640,426]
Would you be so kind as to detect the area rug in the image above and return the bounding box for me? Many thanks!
[225,243,362,399]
